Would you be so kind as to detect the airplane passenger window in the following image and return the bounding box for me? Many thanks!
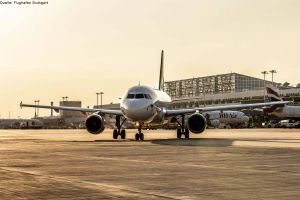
[135,94,144,99]
[127,94,135,99]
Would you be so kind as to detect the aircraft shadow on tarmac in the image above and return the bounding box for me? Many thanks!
[151,138,234,147]
[71,138,234,147]
[71,138,300,147]
[152,138,300,147]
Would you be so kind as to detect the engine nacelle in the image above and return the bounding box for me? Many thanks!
[85,114,105,134]
[187,113,206,134]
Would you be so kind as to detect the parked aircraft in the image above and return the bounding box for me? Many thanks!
[204,110,249,128]
[265,85,300,120]
[20,119,43,129]
[20,51,289,140]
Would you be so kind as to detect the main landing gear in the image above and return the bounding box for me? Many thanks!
[176,114,190,139]
[176,128,189,139]
[135,126,144,141]
[113,116,127,139]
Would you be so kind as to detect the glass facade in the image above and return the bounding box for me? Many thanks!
[164,73,279,99]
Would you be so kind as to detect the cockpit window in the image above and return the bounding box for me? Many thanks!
[135,94,144,99]
[144,94,152,99]
[127,94,135,99]
[127,93,152,99]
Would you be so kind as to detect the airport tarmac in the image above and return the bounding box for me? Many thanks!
[0,129,299,199]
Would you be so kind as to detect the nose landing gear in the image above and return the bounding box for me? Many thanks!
[135,133,144,141]
[135,125,144,141]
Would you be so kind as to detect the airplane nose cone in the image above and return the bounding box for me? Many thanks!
[121,100,155,122]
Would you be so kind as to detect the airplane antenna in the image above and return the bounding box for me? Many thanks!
[158,50,164,91]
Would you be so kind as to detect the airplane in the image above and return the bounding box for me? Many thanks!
[265,85,300,120]
[20,51,290,141]
[204,110,249,128]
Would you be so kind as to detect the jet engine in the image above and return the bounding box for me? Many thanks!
[85,114,105,134]
[187,113,206,134]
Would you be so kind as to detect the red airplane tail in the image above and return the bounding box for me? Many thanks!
[266,85,282,101]
[264,85,284,113]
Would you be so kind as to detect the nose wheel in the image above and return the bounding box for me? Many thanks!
[135,133,144,141]
[135,125,144,141]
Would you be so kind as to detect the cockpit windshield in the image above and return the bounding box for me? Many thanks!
[135,94,144,99]
[126,93,152,99]
[127,94,135,99]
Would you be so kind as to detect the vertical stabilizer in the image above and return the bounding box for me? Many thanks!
[264,85,284,113]
[266,85,282,101]
[158,50,164,91]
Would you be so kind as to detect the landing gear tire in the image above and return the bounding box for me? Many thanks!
[139,133,144,141]
[135,133,140,141]
[177,129,182,139]
[184,129,190,139]
[113,129,118,139]
[120,129,126,139]
[135,133,144,141]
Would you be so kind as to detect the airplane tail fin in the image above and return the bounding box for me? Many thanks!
[158,50,164,91]
[264,85,284,113]
[266,85,282,101]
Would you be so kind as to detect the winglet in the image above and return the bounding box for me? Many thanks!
[20,101,23,108]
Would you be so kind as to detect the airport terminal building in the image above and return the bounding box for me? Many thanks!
[164,73,300,109]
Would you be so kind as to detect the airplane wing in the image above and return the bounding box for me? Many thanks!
[165,101,290,116]
[20,102,123,116]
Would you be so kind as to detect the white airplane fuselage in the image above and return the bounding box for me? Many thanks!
[120,85,172,124]
[204,110,249,123]
[270,105,300,120]
[204,110,249,128]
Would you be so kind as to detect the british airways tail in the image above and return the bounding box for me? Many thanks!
[264,85,284,113]
[158,50,164,91]
[266,85,282,101]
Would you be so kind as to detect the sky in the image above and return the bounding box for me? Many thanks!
[0,0,300,118]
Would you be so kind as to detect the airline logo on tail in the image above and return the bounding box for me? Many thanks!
[264,85,284,113]
[266,85,282,101]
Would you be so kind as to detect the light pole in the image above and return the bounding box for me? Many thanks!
[51,102,54,117]
[261,71,268,102]
[96,92,100,107]
[96,92,104,108]
[34,100,40,118]
[100,92,104,109]
[269,69,277,84]
[37,100,40,117]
